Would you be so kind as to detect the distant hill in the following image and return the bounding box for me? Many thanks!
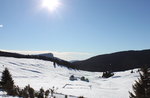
[72,49,150,72]
[37,53,54,58]
[0,50,76,69]
[1,49,150,72]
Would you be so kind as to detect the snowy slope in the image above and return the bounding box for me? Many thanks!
[0,57,139,98]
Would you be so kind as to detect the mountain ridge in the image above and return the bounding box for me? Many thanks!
[1,49,150,72]
[73,49,150,72]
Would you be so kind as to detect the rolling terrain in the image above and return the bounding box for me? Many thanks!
[0,56,139,98]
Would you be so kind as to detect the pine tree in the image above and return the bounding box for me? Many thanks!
[28,85,35,98]
[45,89,50,98]
[65,95,68,98]
[129,67,150,98]
[38,88,44,98]
[1,68,14,95]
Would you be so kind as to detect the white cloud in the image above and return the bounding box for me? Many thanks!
[0,24,3,28]
[52,51,94,61]
[0,49,94,61]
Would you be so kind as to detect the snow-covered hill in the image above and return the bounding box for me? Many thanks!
[0,57,139,98]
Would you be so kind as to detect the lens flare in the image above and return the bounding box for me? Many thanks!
[42,0,60,12]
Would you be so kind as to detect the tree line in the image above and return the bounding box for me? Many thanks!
[0,67,84,98]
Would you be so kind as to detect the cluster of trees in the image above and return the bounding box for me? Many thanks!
[69,75,89,82]
[0,68,84,98]
[80,76,89,82]
[129,66,150,98]
[0,68,55,98]
[102,71,114,78]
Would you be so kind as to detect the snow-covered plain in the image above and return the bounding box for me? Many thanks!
[0,57,139,98]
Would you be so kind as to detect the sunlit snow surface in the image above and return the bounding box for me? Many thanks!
[0,57,139,98]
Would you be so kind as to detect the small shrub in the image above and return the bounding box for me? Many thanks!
[102,71,114,78]
[130,70,134,73]
[81,76,85,81]
[85,78,89,82]
[69,75,77,81]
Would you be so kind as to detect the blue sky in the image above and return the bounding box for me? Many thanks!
[0,0,150,59]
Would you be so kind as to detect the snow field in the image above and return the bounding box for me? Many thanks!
[0,57,139,98]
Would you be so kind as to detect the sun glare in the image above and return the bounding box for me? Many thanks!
[42,0,60,12]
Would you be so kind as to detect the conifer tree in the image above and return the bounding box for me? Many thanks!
[28,85,35,98]
[1,68,14,95]
[45,89,50,98]
[129,66,150,98]
[38,88,44,98]
[65,95,68,98]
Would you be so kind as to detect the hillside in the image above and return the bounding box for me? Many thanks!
[0,50,76,69]
[73,49,150,72]
[0,56,139,98]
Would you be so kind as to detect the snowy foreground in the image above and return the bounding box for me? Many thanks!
[0,57,139,98]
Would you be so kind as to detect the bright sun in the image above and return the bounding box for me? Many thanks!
[42,0,60,12]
